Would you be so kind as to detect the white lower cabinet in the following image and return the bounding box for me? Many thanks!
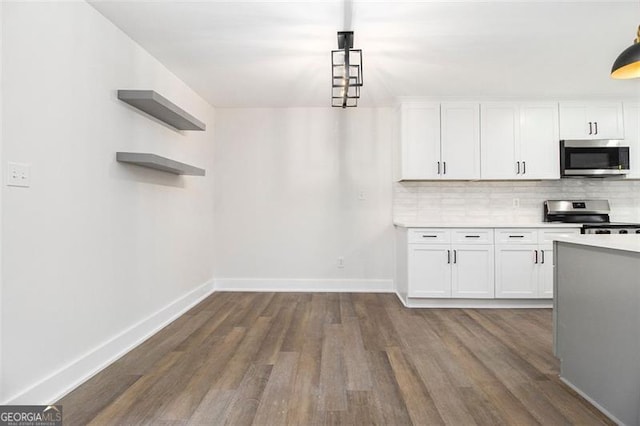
[539,245,554,298]
[408,245,451,297]
[408,229,494,299]
[495,228,578,299]
[402,227,579,301]
[495,244,539,298]
[451,245,495,298]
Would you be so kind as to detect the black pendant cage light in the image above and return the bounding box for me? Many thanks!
[611,23,640,79]
[331,31,363,108]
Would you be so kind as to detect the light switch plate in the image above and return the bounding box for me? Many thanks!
[7,162,31,187]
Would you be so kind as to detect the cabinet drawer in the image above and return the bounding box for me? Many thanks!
[495,229,538,244]
[539,228,580,244]
[452,229,493,244]
[408,229,450,244]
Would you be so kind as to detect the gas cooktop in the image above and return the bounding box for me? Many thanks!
[543,200,640,234]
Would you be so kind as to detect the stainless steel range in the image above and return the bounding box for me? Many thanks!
[543,199,640,234]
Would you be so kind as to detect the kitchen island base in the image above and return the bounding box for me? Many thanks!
[554,238,640,426]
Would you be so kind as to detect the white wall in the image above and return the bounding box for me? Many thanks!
[1,2,215,403]
[212,108,394,290]
[395,180,640,224]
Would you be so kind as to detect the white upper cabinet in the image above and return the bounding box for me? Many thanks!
[520,103,560,179]
[481,102,559,180]
[397,103,441,180]
[559,101,624,140]
[396,102,480,180]
[623,102,640,179]
[440,103,481,180]
[480,103,519,179]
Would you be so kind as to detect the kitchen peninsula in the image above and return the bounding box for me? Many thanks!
[553,235,640,426]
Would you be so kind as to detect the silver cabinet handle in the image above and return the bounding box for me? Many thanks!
[453,249,457,264]
[509,235,525,238]
[594,122,598,135]
[465,235,480,238]
[437,161,441,175]
[443,161,446,175]
[522,161,526,175]
[517,161,520,174]
[447,249,451,264]
[422,235,437,238]
[588,122,593,135]
[534,250,538,264]
[541,250,545,264]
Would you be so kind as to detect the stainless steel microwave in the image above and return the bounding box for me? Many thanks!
[560,140,630,177]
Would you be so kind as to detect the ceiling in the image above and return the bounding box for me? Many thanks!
[89,0,640,108]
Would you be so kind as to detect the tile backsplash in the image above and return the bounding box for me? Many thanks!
[394,179,640,224]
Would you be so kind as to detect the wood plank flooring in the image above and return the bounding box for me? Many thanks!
[58,292,614,425]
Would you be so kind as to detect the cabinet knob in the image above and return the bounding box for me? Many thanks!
[534,250,538,264]
[522,161,526,175]
[516,161,521,174]
[437,161,441,175]
[594,122,598,135]
[588,122,593,135]
[541,250,545,264]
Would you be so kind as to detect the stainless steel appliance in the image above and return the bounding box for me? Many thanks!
[543,199,640,234]
[560,140,630,177]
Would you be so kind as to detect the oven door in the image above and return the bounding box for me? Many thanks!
[561,140,630,176]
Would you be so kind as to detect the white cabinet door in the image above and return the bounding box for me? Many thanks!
[481,103,519,179]
[559,103,589,139]
[538,245,554,298]
[559,102,624,140]
[399,103,441,180]
[520,103,560,179]
[623,102,640,179]
[591,103,624,139]
[451,245,495,298]
[408,246,451,298]
[495,245,538,298]
[441,103,480,180]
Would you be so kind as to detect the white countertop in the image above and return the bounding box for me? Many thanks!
[554,234,640,253]
[394,222,583,229]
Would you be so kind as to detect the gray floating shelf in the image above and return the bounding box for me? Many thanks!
[116,152,205,176]
[117,90,206,131]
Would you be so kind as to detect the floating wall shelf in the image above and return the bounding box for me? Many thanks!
[116,152,206,176]
[117,90,206,131]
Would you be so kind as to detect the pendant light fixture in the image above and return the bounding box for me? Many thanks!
[331,31,363,108]
[611,25,640,79]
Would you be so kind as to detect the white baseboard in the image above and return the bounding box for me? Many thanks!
[395,292,553,309]
[2,280,215,405]
[214,278,394,293]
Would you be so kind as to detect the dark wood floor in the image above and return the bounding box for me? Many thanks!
[58,292,613,425]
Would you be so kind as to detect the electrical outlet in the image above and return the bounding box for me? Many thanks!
[337,257,345,268]
[512,198,520,208]
[7,162,31,187]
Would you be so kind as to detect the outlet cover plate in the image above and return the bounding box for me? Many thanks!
[7,162,31,187]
